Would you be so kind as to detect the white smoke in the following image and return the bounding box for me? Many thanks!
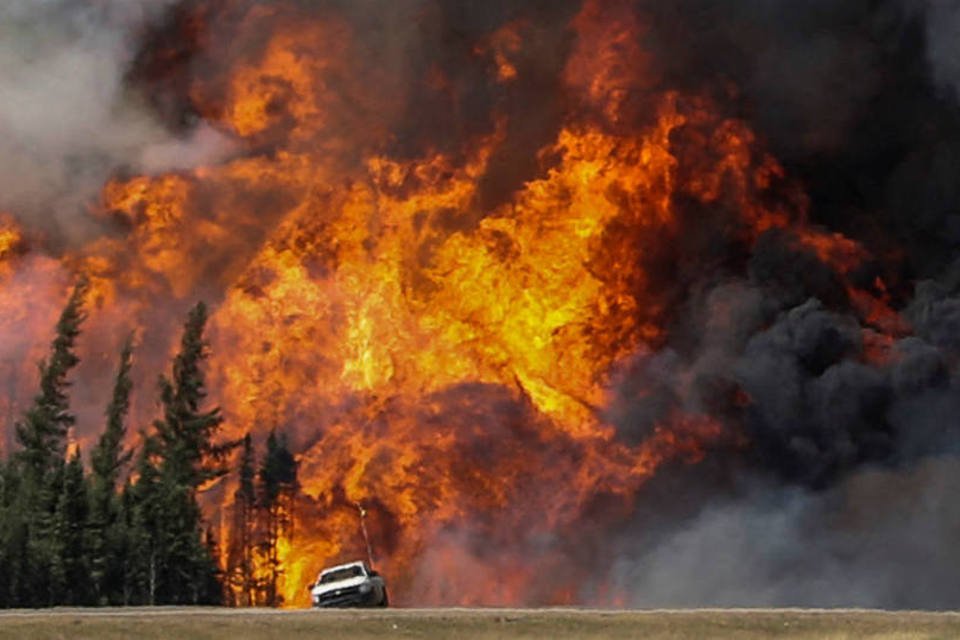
[0,1,232,241]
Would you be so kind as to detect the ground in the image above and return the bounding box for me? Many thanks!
[0,608,958,639]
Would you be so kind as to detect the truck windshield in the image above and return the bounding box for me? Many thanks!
[319,566,364,584]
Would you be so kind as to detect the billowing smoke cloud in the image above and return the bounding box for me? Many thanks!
[597,0,960,590]
[599,263,960,607]
[0,0,231,246]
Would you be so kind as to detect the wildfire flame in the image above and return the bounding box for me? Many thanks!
[0,0,908,607]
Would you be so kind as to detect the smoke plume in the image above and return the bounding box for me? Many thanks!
[0,0,231,246]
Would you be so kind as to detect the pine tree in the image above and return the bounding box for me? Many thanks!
[14,278,87,480]
[117,478,137,605]
[92,338,134,492]
[154,302,230,489]
[258,430,297,607]
[51,451,89,605]
[123,434,164,605]
[0,459,13,607]
[123,302,229,605]
[28,457,65,606]
[1,493,30,607]
[89,338,134,604]
[8,278,88,607]
[0,458,33,608]
[155,468,208,604]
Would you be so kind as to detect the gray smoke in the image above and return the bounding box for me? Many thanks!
[610,456,960,609]
[0,0,231,245]
[921,0,960,98]
[602,254,960,608]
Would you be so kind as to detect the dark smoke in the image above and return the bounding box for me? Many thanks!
[628,1,960,286]
[595,0,960,609]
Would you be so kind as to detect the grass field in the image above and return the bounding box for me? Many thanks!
[1,608,958,640]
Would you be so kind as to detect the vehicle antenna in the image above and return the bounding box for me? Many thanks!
[356,501,376,569]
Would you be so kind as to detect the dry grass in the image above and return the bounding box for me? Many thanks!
[0,608,958,640]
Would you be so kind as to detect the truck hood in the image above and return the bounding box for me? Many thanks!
[310,575,368,597]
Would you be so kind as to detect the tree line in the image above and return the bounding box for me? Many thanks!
[0,279,298,607]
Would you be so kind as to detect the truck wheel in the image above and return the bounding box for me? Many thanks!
[381,588,389,607]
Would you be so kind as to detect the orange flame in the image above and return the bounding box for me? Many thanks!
[188,6,784,606]
[0,215,23,279]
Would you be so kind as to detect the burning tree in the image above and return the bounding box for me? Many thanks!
[226,430,298,607]
[258,430,298,607]
[228,432,257,606]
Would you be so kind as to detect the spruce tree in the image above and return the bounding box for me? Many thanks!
[2,492,30,607]
[9,278,88,607]
[124,434,164,605]
[154,302,230,488]
[117,478,138,605]
[155,465,208,603]
[0,458,31,607]
[128,302,228,604]
[0,460,12,607]
[29,457,65,606]
[14,278,88,480]
[51,450,89,605]
[92,337,134,492]
[89,337,134,604]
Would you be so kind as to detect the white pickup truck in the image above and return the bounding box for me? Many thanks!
[310,560,389,608]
